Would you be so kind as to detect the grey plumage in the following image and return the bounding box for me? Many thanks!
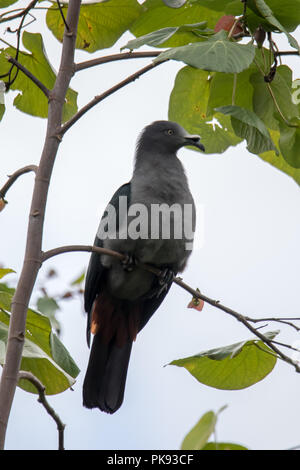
[83,120,204,413]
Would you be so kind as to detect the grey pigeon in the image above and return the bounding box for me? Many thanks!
[83,120,205,413]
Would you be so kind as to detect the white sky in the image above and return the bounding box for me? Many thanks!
[1,3,300,450]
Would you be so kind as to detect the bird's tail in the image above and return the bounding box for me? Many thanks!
[83,293,139,413]
[83,333,132,413]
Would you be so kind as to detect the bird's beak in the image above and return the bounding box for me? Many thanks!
[184,134,205,152]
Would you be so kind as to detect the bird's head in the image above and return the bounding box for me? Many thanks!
[137,120,205,154]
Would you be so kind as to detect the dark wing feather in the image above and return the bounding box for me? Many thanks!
[84,182,131,346]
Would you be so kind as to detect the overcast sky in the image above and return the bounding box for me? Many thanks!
[1,5,300,450]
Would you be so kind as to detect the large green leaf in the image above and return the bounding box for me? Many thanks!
[0,306,79,395]
[181,406,227,450]
[168,66,241,154]
[259,129,300,185]
[121,22,212,51]
[46,0,142,53]
[0,0,18,7]
[216,105,279,155]
[247,0,299,48]
[130,0,221,47]
[181,411,217,450]
[207,69,254,117]
[279,125,300,169]
[170,331,278,390]
[250,66,299,131]
[155,31,256,73]
[0,32,77,121]
[0,268,15,280]
[37,296,61,335]
[243,0,300,32]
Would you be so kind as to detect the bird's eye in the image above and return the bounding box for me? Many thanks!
[165,129,174,136]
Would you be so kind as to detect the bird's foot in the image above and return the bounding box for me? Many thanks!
[146,268,175,299]
[121,254,136,272]
[158,268,174,287]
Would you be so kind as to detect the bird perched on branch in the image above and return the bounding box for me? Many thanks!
[83,120,205,413]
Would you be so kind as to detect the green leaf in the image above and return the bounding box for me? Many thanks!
[279,125,300,169]
[0,103,4,121]
[130,0,221,48]
[181,411,217,450]
[37,296,61,335]
[250,66,299,131]
[0,32,77,121]
[0,268,15,280]
[216,105,279,155]
[246,0,300,32]
[259,129,300,185]
[168,66,241,154]
[202,442,249,450]
[46,0,142,53]
[71,271,85,286]
[247,0,299,49]
[0,283,15,295]
[0,307,79,395]
[121,22,211,51]
[181,406,227,450]
[0,0,19,7]
[207,69,255,117]
[155,31,256,73]
[170,331,279,390]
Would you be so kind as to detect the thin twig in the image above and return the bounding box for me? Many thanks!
[6,55,50,97]
[60,60,166,136]
[274,51,300,57]
[41,243,300,373]
[246,316,300,332]
[0,165,38,200]
[75,51,162,72]
[0,0,38,24]
[18,371,65,450]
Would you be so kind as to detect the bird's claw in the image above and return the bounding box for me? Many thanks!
[121,254,136,272]
[154,268,175,297]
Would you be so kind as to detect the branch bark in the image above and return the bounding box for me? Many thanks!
[0,0,82,450]
[75,51,162,72]
[18,371,65,450]
[0,165,37,200]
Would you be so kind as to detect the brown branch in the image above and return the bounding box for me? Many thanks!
[274,51,300,56]
[6,55,50,97]
[0,0,82,450]
[41,244,300,373]
[60,60,167,136]
[0,0,38,24]
[18,371,65,450]
[75,51,163,72]
[0,165,38,200]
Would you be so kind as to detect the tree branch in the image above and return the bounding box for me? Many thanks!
[274,51,300,56]
[0,0,38,24]
[75,51,163,72]
[0,0,82,450]
[41,243,300,373]
[60,60,166,136]
[0,165,37,201]
[6,55,50,97]
[18,371,65,450]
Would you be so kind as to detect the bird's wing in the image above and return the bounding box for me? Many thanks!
[84,182,131,346]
